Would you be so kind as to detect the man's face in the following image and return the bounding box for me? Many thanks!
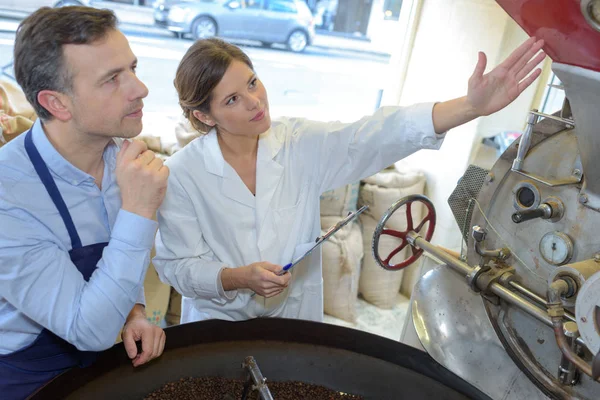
[62,29,148,139]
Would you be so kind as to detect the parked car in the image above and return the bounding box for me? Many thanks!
[153,0,315,52]
[0,0,90,13]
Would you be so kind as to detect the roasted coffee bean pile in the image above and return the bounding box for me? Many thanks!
[143,376,363,400]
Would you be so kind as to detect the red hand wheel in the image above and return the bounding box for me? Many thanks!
[372,194,436,271]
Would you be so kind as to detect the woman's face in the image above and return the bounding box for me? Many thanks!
[202,59,271,137]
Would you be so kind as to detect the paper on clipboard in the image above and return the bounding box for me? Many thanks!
[277,205,368,275]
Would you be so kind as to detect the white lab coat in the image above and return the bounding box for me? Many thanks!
[153,103,445,323]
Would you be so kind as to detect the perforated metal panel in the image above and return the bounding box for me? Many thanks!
[447,165,490,243]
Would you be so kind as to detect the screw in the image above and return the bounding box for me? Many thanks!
[581,317,588,323]
[486,173,495,183]
[595,253,600,263]
[579,194,588,204]
[573,169,582,177]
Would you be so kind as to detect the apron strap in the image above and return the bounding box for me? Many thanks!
[24,130,82,249]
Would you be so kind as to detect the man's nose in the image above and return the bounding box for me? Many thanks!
[129,73,149,101]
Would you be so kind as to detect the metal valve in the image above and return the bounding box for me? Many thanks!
[512,203,552,223]
[512,197,565,224]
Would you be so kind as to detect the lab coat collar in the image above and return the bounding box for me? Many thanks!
[202,127,284,176]
[203,127,284,209]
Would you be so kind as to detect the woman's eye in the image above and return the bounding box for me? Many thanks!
[226,96,238,106]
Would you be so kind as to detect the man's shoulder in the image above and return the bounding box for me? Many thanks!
[0,134,34,187]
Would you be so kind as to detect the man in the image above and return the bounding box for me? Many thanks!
[0,6,168,399]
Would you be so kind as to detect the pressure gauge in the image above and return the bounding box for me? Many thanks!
[539,231,574,266]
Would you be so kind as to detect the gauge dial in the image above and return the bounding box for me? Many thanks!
[539,231,574,266]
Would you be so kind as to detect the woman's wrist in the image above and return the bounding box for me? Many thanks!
[222,266,247,291]
[432,96,480,134]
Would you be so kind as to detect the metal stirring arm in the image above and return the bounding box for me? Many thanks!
[241,356,274,400]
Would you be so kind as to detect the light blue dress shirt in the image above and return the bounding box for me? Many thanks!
[0,120,157,354]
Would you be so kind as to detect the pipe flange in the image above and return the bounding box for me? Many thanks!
[466,265,491,293]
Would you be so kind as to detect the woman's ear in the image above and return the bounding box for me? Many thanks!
[192,110,215,127]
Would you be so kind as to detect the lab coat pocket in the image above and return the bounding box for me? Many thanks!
[272,183,308,242]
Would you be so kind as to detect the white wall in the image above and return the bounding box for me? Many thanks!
[383,0,546,250]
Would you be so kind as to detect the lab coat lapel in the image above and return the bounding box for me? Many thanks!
[255,129,284,250]
[204,129,255,208]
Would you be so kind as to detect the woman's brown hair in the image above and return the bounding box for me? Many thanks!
[174,38,254,134]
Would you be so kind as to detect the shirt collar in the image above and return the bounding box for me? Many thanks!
[31,119,118,186]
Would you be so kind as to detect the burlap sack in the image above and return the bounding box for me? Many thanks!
[320,183,360,217]
[137,112,183,156]
[175,116,202,148]
[166,287,182,326]
[358,168,426,308]
[0,79,37,147]
[321,216,363,323]
[143,248,172,326]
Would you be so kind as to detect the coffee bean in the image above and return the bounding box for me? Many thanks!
[143,377,363,399]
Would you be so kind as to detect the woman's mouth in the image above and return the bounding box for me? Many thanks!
[251,109,265,122]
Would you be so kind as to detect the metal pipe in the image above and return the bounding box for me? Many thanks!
[551,317,596,380]
[557,322,582,385]
[530,110,575,127]
[548,279,570,305]
[474,241,511,259]
[409,233,585,346]
[508,281,576,323]
[490,284,552,325]
[408,232,473,276]
[512,110,539,171]
[509,281,547,305]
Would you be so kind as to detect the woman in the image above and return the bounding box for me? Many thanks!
[153,37,545,323]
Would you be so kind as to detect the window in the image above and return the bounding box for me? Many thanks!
[239,0,263,9]
[383,0,403,21]
[266,0,298,13]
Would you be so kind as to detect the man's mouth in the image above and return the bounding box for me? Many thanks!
[126,107,143,118]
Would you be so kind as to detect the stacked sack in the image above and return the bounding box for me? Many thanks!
[358,167,426,308]
[0,79,37,148]
[319,183,363,322]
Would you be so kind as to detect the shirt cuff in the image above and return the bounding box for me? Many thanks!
[112,209,158,249]
[135,287,146,307]
[409,102,447,147]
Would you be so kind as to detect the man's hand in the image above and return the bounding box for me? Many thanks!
[121,305,166,367]
[116,140,169,220]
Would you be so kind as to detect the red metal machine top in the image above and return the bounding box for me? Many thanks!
[497,0,600,72]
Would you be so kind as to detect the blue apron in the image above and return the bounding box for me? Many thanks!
[0,130,105,399]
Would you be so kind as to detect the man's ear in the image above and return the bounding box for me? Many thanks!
[37,90,72,121]
[192,110,215,127]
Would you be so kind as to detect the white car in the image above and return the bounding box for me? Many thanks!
[0,0,91,14]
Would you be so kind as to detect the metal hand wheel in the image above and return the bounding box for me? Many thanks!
[372,194,436,271]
